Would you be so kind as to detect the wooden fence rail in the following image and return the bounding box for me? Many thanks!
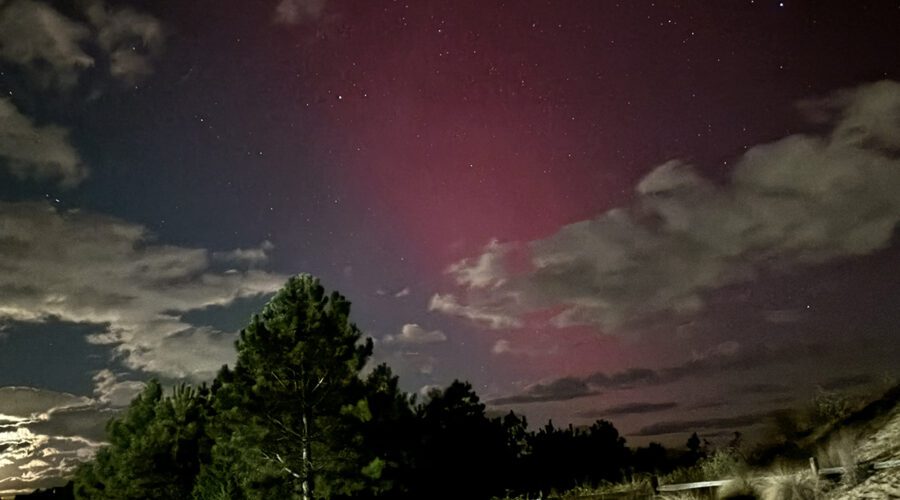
[653,457,900,495]
[547,458,900,499]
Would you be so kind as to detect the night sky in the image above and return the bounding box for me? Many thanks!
[2,0,900,494]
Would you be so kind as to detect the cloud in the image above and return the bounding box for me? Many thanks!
[635,409,790,436]
[735,383,792,396]
[0,385,119,496]
[428,293,522,330]
[212,240,274,266]
[383,323,447,345]
[0,201,286,380]
[577,401,678,418]
[83,0,165,84]
[491,338,559,357]
[0,387,90,419]
[447,239,510,289]
[274,0,327,24]
[492,339,512,354]
[490,376,600,405]
[435,81,900,331]
[0,0,94,88]
[819,373,877,391]
[762,308,806,324]
[376,286,410,298]
[0,0,163,88]
[489,341,794,405]
[91,370,144,408]
[0,98,87,187]
[418,384,442,397]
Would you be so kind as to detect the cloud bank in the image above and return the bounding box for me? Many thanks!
[0,201,285,380]
[434,80,900,332]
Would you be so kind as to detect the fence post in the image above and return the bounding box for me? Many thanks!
[809,457,819,477]
[650,475,660,495]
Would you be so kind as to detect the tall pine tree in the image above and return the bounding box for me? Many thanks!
[202,274,374,500]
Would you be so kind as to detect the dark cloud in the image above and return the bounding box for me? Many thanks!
[489,341,796,405]
[734,383,793,396]
[689,400,728,410]
[84,0,165,84]
[635,409,790,436]
[577,401,678,418]
[0,0,93,89]
[0,0,164,189]
[434,81,900,332]
[0,0,164,89]
[490,377,599,405]
[819,373,878,391]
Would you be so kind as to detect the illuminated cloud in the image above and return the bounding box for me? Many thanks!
[436,81,900,331]
[428,293,522,330]
[212,240,275,266]
[0,385,117,496]
[0,201,286,380]
[384,323,446,345]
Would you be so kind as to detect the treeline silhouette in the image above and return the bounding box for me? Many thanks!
[38,275,704,499]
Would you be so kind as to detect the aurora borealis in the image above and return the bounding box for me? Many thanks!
[1,0,899,494]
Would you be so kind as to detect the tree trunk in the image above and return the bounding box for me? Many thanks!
[301,408,312,500]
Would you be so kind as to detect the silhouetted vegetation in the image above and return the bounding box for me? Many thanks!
[67,275,748,499]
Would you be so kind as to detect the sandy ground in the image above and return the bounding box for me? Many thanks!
[823,403,900,499]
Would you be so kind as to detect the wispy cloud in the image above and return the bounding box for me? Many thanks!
[274,0,327,24]
[635,409,790,436]
[577,401,678,418]
[488,341,798,405]
[0,99,86,187]
[429,293,522,330]
[0,0,94,89]
[819,373,878,391]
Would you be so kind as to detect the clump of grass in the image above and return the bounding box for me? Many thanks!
[757,467,820,500]
[702,448,749,479]
[818,430,864,486]
[717,474,759,499]
[557,476,655,498]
